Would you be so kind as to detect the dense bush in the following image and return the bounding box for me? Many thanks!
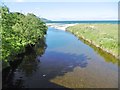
[0,5,47,64]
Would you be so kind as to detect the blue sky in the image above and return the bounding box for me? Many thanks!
[1,0,118,21]
[1,0,120,2]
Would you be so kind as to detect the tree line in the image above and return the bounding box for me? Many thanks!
[0,5,48,67]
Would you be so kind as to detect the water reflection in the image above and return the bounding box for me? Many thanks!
[18,54,39,77]
[43,51,88,69]
[18,51,89,88]
[2,38,47,88]
[77,36,119,65]
[2,28,119,88]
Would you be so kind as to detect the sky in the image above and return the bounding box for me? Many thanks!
[0,0,119,21]
[1,0,120,2]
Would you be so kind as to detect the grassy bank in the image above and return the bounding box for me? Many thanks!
[66,24,118,59]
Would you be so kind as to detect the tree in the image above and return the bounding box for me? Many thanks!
[1,5,47,69]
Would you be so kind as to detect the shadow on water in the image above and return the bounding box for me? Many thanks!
[2,48,88,88]
[29,51,88,88]
[2,37,79,89]
[2,38,45,88]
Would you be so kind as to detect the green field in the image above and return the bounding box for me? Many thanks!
[66,24,118,59]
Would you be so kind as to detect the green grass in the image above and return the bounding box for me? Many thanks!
[66,24,118,58]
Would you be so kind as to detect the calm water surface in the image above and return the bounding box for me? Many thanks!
[3,27,119,88]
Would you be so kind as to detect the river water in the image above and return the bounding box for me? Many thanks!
[3,27,119,88]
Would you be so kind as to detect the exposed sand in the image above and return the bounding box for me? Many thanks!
[46,23,77,31]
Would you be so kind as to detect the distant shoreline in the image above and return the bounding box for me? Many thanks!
[46,23,77,31]
[46,20,118,30]
[46,20,118,24]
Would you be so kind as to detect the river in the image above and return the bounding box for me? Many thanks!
[3,27,119,88]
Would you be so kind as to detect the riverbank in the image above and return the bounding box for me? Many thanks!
[66,24,119,60]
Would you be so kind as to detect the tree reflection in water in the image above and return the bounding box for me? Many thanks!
[79,37,119,65]
[19,38,47,77]
[2,38,47,88]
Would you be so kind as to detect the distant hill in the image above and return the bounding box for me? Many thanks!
[40,18,52,22]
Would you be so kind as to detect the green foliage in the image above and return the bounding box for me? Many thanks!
[66,24,118,58]
[1,5,47,62]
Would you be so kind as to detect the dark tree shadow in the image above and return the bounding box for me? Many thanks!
[2,38,88,89]
[27,51,88,88]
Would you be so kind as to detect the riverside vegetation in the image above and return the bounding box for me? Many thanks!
[0,5,47,69]
[66,24,118,59]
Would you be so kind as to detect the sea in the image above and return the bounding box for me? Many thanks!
[46,20,119,24]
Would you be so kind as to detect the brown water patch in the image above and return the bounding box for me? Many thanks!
[50,65,118,88]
